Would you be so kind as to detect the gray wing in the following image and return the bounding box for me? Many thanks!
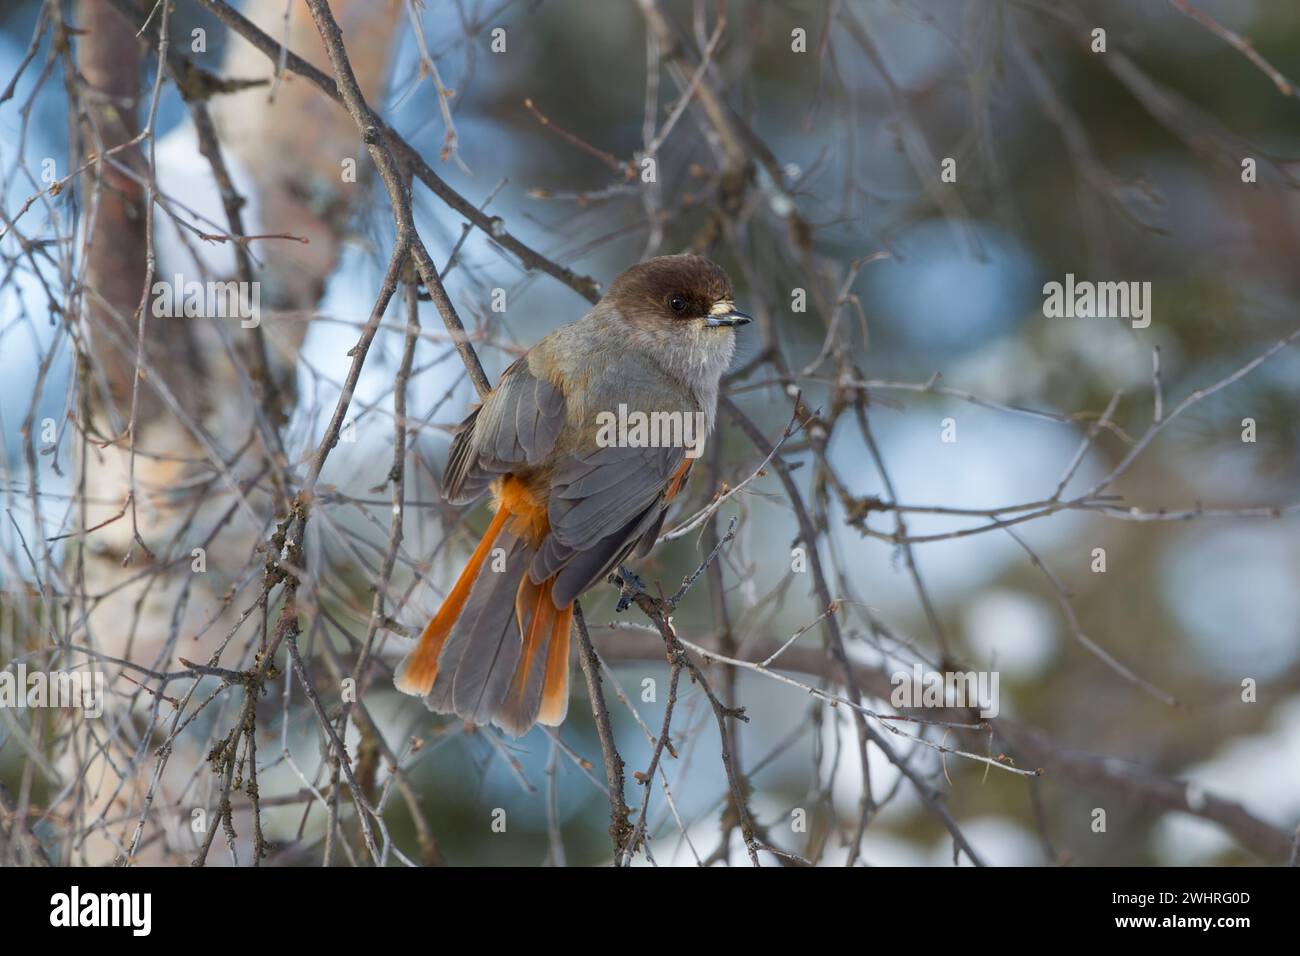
[531,443,686,607]
[442,356,566,504]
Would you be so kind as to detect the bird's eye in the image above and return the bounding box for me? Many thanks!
[669,295,687,314]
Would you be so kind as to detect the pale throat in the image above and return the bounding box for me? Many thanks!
[614,308,737,432]
[661,321,735,433]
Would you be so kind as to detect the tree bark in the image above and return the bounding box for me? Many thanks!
[67,0,401,864]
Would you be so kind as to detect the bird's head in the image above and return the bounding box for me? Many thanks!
[602,254,752,335]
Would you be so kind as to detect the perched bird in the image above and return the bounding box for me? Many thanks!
[394,254,750,736]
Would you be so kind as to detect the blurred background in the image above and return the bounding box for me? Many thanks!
[1,0,1298,866]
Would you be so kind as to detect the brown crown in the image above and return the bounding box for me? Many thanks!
[604,254,734,318]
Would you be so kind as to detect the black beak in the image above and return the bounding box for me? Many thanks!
[704,308,752,328]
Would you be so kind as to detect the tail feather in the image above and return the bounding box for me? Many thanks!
[537,604,573,726]
[438,537,529,722]
[395,475,575,737]
[393,504,510,697]
[493,578,557,736]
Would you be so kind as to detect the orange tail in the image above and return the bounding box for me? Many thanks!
[537,603,573,726]
[395,476,574,732]
[393,503,511,696]
[495,575,574,732]
[510,577,557,701]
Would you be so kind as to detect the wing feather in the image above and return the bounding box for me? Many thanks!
[444,354,693,608]
[442,357,565,504]
[529,443,684,600]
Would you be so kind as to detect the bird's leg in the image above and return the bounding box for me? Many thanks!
[612,565,647,612]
